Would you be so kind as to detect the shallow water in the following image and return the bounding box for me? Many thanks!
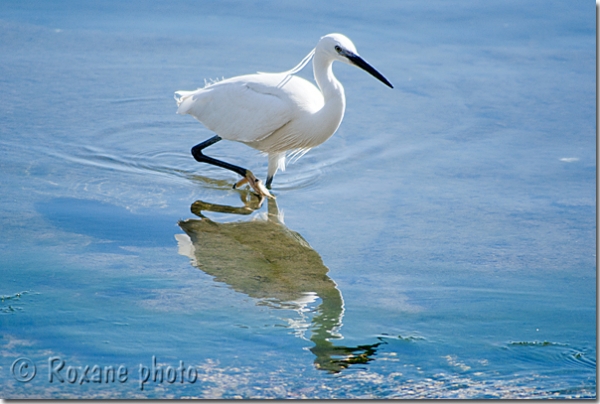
[0,0,596,399]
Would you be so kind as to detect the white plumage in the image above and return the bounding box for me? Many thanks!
[175,33,392,198]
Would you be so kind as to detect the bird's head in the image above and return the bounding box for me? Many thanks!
[318,33,393,89]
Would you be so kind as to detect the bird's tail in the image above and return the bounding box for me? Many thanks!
[174,90,192,107]
[174,90,196,114]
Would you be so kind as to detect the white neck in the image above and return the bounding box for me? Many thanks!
[312,52,346,141]
[313,52,345,102]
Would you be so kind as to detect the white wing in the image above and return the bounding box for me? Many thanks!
[175,74,297,143]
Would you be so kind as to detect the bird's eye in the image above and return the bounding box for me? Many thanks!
[334,45,342,53]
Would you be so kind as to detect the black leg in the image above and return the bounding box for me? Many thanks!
[265,175,274,189]
[191,135,248,178]
[191,135,273,199]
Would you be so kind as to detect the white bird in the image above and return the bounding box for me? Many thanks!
[175,33,393,199]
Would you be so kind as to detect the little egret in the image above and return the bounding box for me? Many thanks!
[175,33,393,198]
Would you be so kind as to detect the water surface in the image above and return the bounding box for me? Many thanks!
[0,0,596,399]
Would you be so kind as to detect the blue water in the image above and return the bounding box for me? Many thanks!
[1,0,596,399]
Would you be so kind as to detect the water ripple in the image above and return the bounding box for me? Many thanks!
[41,119,398,194]
[504,340,596,370]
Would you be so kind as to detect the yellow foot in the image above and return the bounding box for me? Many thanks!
[233,177,248,189]
[233,171,274,199]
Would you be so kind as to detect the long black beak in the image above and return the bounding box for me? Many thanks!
[345,51,393,89]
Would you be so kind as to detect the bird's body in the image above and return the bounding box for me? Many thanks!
[175,33,392,198]
[176,71,341,178]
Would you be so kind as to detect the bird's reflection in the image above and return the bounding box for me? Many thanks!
[176,192,382,373]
